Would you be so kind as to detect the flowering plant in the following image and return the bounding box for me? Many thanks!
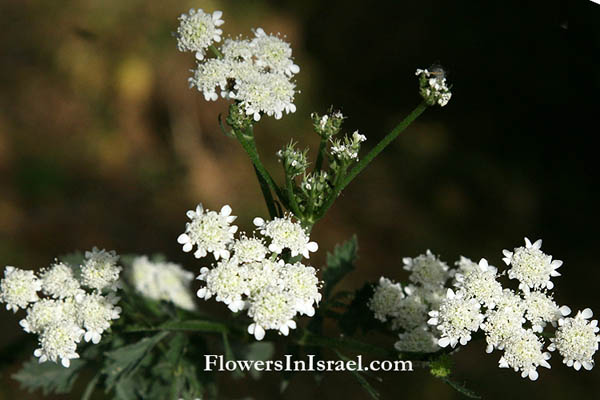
[0,7,596,400]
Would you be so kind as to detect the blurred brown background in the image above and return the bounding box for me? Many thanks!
[1,0,599,399]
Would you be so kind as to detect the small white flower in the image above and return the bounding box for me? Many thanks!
[251,28,300,77]
[415,67,452,107]
[80,248,121,291]
[368,277,405,322]
[403,250,452,289]
[130,256,197,311]
[481,289,526,353]
[188,58,232,101]
[76,293,121,344]
[231,236,268,263]
[40,262,83,299]
[502,237,562,290]
[428,289,484,348]
[176,9,224,60]
[197,258,248,312]
[247,286,297,340]
[34,321,84,368]
[454,258,502,309]
[498,328,551,381]
[0,266,41,312]
[19,298,75,334]
[523,291,569,333]
[280,262,321,317]
[253,215,318,258]
[549,308,600,371]
[390,292,429,331]
[222,38,254,62]
[394,326,440,353]
[178,204,238,260]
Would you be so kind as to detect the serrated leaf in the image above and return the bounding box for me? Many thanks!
[323,235,358,299]
[12,357,86,395]
[102,331,168,390]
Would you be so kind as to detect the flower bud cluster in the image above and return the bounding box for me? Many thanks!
[416,67,452,107]
[277,141,309,177]
[0,249,122,368]
[311,109,345,139]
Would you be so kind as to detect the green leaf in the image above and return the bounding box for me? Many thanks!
[102,331,168,390]
[442,377,482,399]
[12,357,86,395]
[339,283,382,335]
[322,235,358,299]
[125,320,229,334]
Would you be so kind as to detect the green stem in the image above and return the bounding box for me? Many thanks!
[284,166,303,218]
[316,102,428,219]
[254,165,278,219]
[314,138,327,172]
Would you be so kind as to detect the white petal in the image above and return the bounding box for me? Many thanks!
[581,308,593,319]
[182,243,193,253]
[221,205,232,216]
[559,305,571,316]
[253,217,265,227]
[254,325,265,341]
[306,242,319,252]
[279,325,289,336]
[62,358,71,368]
[177,233,190,244]
[438,337,451,347]
[212,10,223,20]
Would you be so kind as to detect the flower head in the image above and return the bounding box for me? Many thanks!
[176,9,224,60]
[197,258,248,312]
[253,215,318,258]
[19,299,74,334]
[34,321,84,368]
[251,28,299,76]
[549,308,600,371]
[428,289,484,348]
[455,258,502,308]
[80,248,121,291]
[0,266,41,312]
[395,326,440,353]
[523,291,569,333]
[416,67,452,107]
[368,277,405,323]
[76,292,121,344]
[247,286,297,340]
[40,262,82,299]
[499,328,551,381]
[178,204,238,260]
[188,58,232,101]
[502,238,562,290]
[403,250,452,289]
[280,262,321,316]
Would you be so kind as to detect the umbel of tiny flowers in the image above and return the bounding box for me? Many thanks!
[502,237,562,290]
[0,249,122,367]
[176,9,224,60]
[180,204,322,340]
[549,308,600,371]
[415,66,452,107]
[178,9,299,122]
[177,204,238,260]
[129,256,197,311]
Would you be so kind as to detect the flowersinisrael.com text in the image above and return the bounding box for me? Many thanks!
[204,355,413,372]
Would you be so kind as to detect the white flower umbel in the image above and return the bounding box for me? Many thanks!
[0,266,41,312]
[454,258,502,309]
[523,291,570,333]
[222,38,254,62]
[395,326,440,353]
[247,286,297,340]
[481,289,526,353]
[251,28,300,77]
[391,293,429,331]
[40,262,83,299]
[330,131,367,162]
[76,293,121,344]
[176,9,224,60]
[19,299,74,334]
[80,248,121,291]
[549,308,600,371]
[280,262,322,317]
[188,58,232,101]
[415,67,452,107]
[130,256,196,311]
[253,214,318,258]
[403,250,452,289]
[428,289,484,348]
[502,238,562,290]
[245,259,285,295]
[197,258,249,312]
[499,328,551,381]
[178,204,238,260]
[368,277,405,323]
[34,321,84,368]
[231,236,268,263]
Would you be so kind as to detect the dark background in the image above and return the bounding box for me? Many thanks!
[0,0,598,398]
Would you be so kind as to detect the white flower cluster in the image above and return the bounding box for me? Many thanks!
[415,67,452,107]
[176,9,299,121]
[368,250,454,354]
[129,256,196,311]
[0,249,122,367]
[426,238,599,380]
[179,204,321,340]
